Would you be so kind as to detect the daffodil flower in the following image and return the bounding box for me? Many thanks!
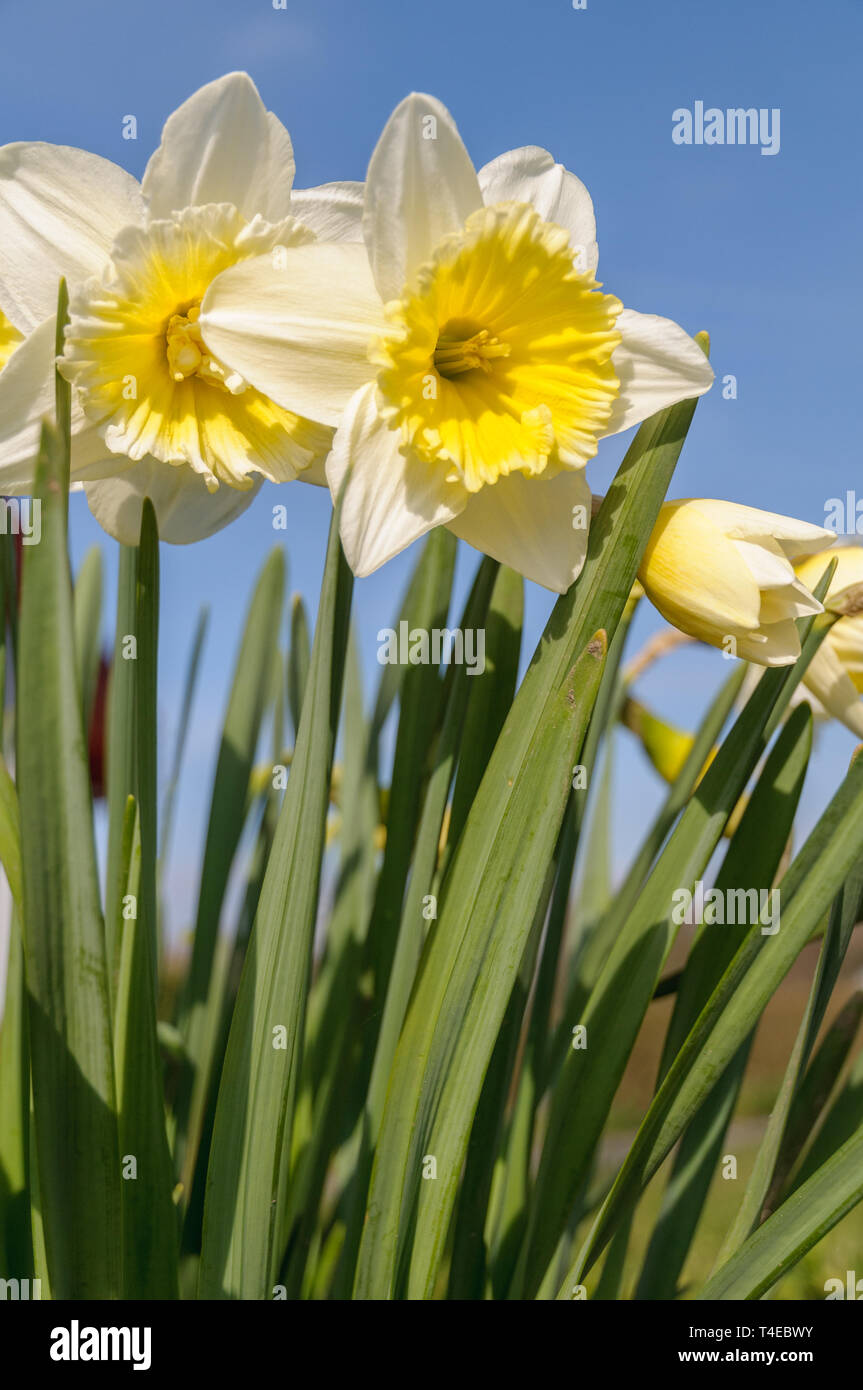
[199,93,714,592]
[0,72,363,543]
[638,499,834,665]
[794,546,863,735]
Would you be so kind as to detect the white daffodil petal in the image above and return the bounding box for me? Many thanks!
[804,642,863,737]
[200,243,386,427]
[143,72,296,224]
[697,499,835,559]
[363,92,483,302]
[0,143,145,331]
[448,468,592,594]
[735,621,801,666]
[327,382,467,576]
[477,146,598,271]
[84,456,262,546]
[603,309,714,436]
[0,314,122,492]
[290,182,365,242]
[732,537,796,589]
[0,315,56,485]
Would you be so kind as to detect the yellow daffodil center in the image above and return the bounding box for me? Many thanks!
[61,204,329,491]
[373,202,623,493]
[166,303,247,394]
[433,323,511,378]
[0,308,23,373]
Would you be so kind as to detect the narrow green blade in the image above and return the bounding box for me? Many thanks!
[200,511,352,1299]
[355,355,709,1300]
[17,422,120,1299]
[525,600,833,1297]
[634,703,813,1297]
[72,545,103,735]
[113,793,179,1298]
[174,549,284,1194]
[699,1120,863,1300]
[562,735,863,1294]
[287,593,311,738]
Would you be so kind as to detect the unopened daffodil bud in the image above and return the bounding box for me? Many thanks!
[638,500,834,666]
[794,546,863,737]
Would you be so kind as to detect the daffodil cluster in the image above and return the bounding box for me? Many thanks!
[0,72,843,683]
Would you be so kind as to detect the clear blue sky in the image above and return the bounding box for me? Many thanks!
[2,0,860,932]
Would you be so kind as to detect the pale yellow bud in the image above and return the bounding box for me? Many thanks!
[639,499,833,666]
[795,546,863,736]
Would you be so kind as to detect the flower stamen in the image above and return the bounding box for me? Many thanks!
[166,303,247,395]
[433,324,511,378]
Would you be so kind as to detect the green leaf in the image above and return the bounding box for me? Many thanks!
[565,665,745,1023]
[173,549,284,1195]
[0,753,23,915]
[712,748,858,1268]
[452,880,551,1301]
[159,604,208,891]
[525,597,833,1298]
[200,511,352,1299]
[366,528,456,1010]
[563,723,863,1295]
[287,593,311,739]
[764,988,863,1214]
[698,1119,863,1300]
[634,702,813,1298]
[356,629,607,1300]
[325,558,500,1300]
[113,794,179,1298]
[293,542,458,1299]
[0,913,31,1280]
[17,421,120,1298]
[355,360,710,1300]
[365,554,499,1142]
[788,1032,863,1192]
[105,544,138,989]
[73,545,103,735]
[444,563,523,861]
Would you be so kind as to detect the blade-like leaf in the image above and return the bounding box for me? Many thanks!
[562,730,863,1294]
[17,421,120,1299]
[699,1119,863,1300]
[73,545,103,735]
[634,702,813,1297]
[287,593,311,739]
[159,604,208,891]
[200,511,352,1299]
[113,793,179,1298]
[173,549,284,1194]
[356,353,710,1299]
[525,592,834,1297]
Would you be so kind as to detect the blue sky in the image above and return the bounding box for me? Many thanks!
[1,0,860,933]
